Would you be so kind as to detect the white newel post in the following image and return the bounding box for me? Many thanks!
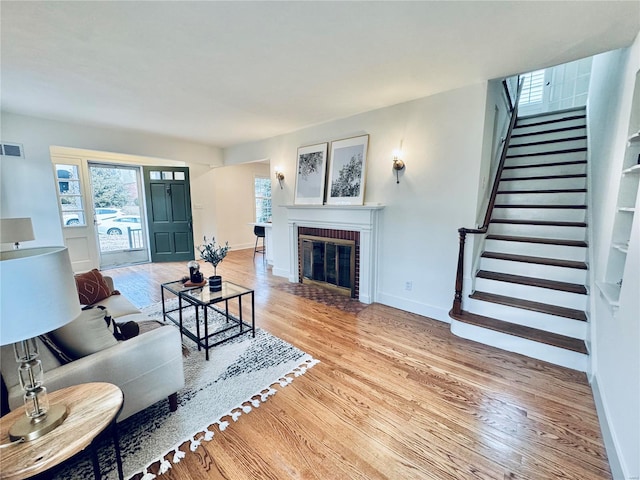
[284,205,384,304]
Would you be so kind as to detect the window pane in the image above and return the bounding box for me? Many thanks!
[174,171,185,180]
[520,69,545,105]
[150,171,161,180]
[162,171,174,180]
[254,176,272,222]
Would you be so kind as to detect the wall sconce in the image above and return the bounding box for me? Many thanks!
[274,168,285,189]
[392,150,405,184]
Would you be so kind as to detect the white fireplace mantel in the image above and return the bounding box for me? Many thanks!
[283,204,385,304]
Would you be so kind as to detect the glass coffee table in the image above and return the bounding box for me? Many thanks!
[161,280,255,360]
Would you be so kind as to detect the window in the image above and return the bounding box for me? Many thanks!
[519,69,545,106]
[254,177,272,223]
[56,164,86,226]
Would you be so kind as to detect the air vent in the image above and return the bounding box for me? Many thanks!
[1,142,24,158]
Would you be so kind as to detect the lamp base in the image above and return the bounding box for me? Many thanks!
[9,404,68,442]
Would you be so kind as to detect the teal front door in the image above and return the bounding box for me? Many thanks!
[143,166,194,262]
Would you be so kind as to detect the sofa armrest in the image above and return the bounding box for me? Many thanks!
[102,275,115,294]
[9,325,185,421]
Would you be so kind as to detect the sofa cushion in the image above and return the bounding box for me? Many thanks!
[49,307,118,360]
[75,269,115,305]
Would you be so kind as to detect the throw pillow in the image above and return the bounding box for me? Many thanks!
[75,269,112,305]
[49,307,119,360]
[39,334,74,364]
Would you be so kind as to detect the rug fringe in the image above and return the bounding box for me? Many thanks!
[137,356,319,478]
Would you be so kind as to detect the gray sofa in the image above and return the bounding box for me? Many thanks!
[1,276,184,422]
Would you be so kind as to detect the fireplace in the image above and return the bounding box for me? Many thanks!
[299,230,358,297]
[284,204,383,304]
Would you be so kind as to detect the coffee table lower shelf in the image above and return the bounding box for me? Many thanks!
[176,303,255,358]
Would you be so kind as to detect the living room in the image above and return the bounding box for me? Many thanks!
[1,2,639,479]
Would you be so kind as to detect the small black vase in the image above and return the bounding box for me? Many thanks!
[209,275,222,292]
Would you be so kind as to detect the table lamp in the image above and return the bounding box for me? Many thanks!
[0,247,81,441]
[0,218,35,249]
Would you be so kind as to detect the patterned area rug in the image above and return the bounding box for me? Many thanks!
[55,299,318,479]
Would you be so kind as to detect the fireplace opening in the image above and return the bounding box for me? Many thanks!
[300,235,355,297]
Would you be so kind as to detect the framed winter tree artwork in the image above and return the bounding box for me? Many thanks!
[326,135,369,205]
[294,143,328,205]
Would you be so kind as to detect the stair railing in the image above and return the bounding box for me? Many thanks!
[452,78,523,315]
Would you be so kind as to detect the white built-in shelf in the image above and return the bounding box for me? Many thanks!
[596,281,621,309]
[618,207,636,213]
[628,131,640,143]
[622,164,640,175]
[612,242,629,254]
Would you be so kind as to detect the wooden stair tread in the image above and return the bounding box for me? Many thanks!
[507,147,587,158]
[476,270,587,294]
[508,136,587,148]
[497,188,587,194]
[485,234,587,248]
[503,160,586,170]
[514,113,586,128]
[469,291,588,322]
[491,218,587,227]
[500,173,586,181]
[494,204,586,209]
[449,309,588,354]
[481,251,587,269]
[511,125,585,138]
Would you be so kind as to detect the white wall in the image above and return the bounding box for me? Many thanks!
[190,161,270,253]
[588,35,640,480]
[0,112,223,248]
[225,83,490,322]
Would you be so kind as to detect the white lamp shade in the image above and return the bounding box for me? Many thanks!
[0,247,81,345]
[0,218,35,245]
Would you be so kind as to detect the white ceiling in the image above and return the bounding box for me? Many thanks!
[1,1,639,148]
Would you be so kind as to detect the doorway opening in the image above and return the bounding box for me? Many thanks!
[89,163,150,268]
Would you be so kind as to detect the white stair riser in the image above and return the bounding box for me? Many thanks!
[484,239,587,261]
[464,297,588,338]
[506,150,587,166]
[450,320,588,372]
[488,223,587,240]
[496,192,586,205]
[502,163,586,178]
[507,139,587,157]
[499,177,587,191]
[492,208,586,223]
[510,128,587,145]
[479,257,587,283]
[474,278,587,310]
[517,111,586,127]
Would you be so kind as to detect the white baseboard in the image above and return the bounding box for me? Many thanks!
[591,375,630,479]
[272,267,289,278]
[375,292,450,324]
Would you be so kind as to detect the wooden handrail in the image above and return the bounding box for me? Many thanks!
[452,78,523,315]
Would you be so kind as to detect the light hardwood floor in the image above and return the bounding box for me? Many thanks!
[106,249,611,479]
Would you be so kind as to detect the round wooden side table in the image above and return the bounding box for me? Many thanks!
[0,382,124,480]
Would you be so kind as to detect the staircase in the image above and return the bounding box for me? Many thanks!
[450,107,590,371]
